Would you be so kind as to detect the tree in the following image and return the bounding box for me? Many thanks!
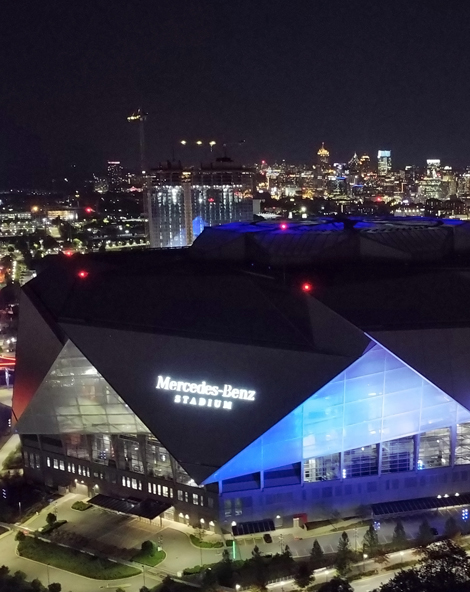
[251,546,268,591]
[31,578,44,591]
[310,538,325,570]
[201,568,218,592]
[392,518,408,550]
[363,524,380,557]
[216,549,234,588]
[139,587,150,592]
[294,560,314,589]
[0,566,9,576]
[335,532,353,578]
[444,516,461,539]
[141,540,156,556]
[194,524,207,543]
[376,540,470,592]
[415,518,435,547]
[46,513,57,526]
[252,545,262,558]
[48,584,61,592]
[15,530,25,541]
[318,576,353,592]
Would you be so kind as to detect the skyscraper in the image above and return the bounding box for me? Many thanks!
[317,143,329,168]
[377,150,392,176]
[148,158,257,248]
[107,161,124,191]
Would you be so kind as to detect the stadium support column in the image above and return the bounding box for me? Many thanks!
[451,423,457,468]
[183,181,193,246]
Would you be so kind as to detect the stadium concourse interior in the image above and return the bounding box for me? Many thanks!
[13,217,470,530]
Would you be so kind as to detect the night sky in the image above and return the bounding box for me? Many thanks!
[1,0,470,186]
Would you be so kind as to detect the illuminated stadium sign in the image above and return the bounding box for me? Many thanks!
[156,375,256,410]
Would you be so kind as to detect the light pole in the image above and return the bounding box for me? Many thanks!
[46,563,50,586]
[279,534,284,553]
[142,564,146,588]
[363,553,368,573]
[400,551,404,567]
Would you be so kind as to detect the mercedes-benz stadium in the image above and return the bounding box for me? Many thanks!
[13,218,470,530]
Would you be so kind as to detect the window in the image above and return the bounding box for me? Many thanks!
[148,483,152,493]
[53,458,59,469]
[153,484,157,495]
[162,486,169,497]
[192,493,199,505]
[178,490,183,501]
[138,481,142,490]
[131,479,138,490]
[46,457,51,468]
[208,498,214,509]
[184,491,189,503]
[234,498,242,515]
[122,476,126,487]
[382,436,414,474]
[78,466,82,475]
[343,444,378,478]
[224,499,232,517]
[157,484,162,496]
[418,427,451,469]
[304,453,340,482]
[456,423,470,465]
[200,496,204,506]
[35,454,41,469]
[59,460,65,471]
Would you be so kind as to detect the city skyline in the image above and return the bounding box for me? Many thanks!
[2,0,470,186]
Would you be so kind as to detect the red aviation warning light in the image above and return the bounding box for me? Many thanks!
[302,282,312,293]
[280,223,288,230]
[63,250,74,257]
[85,207,94,214]
[77,270,89,279]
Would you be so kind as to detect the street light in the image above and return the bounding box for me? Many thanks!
[363,553,368,573]
[279,534,284,553]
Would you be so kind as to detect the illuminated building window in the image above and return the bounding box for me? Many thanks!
[381,436,414,474]
[234,498,242,515]
[122,476,126,487]
[178,490,183,502]
[418,427,451,469]
[46,457,51,468]
[224,499,232,516]
[343,444,378,478]
[192,493,199,505]
[184,491,189,503]
[53,458,59,469]
[131,479,138,490]
[456,423,470,465]
[304,454,340,482]
[148,483,152,493]
[162,486,169,497]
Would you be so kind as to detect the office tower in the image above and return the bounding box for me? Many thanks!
[426,159,441,178]
[377,150,392,176]
[316,143,329,168]
[148,158,257,248]
[107,161,124,191]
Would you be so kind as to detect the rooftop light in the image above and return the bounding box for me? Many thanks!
[77,270,89,279]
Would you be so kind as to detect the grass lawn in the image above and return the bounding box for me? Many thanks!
[71,501,92,511]
[132,548,166,567]
[18,537,141,579]
[189,534,223,549]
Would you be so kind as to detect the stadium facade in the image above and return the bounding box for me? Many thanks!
[13,220,470,528]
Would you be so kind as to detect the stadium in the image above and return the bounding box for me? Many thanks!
[13,218,470,531]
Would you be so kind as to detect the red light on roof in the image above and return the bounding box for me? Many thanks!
[85,207,93,213]
[280,223,288,230]
[77,270,89,279]
[63,250,73,257]
[302,282,312,293]
[208,198,215,203]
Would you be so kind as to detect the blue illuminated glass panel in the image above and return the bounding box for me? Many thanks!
[204,342,470,484]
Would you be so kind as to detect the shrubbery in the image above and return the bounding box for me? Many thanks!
[17,536,140,579]
[71,501,91,511]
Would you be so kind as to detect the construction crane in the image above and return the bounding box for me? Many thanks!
[127,108,148,174]
[127,108,150,242]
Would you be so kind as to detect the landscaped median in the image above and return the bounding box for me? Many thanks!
[132,540,166,567]
[17,536,141,580]
[189,534,223,549]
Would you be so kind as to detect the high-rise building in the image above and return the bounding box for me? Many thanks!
[148,158,257,248]
[316,143,329,167]
[426,159,441,178]
[107,161,124,191]
[377,150,392,176]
